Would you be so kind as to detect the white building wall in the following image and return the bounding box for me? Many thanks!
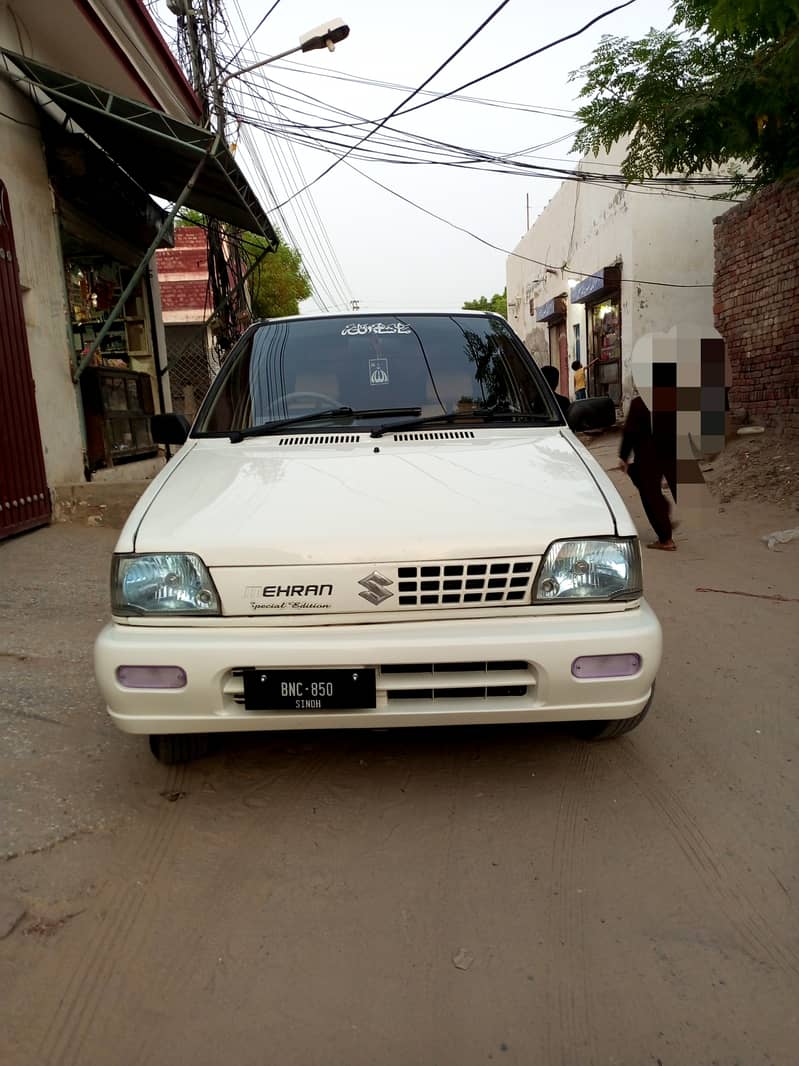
[0,81,85,485]
[507,147,719,404]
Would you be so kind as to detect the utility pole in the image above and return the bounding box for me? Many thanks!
[175,0,246,353]
[526,193,530,233]
[198,0,225,132]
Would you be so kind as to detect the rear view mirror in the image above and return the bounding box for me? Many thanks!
[566,396,616,433]
[151,413,190,445]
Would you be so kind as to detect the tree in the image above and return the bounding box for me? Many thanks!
[244,234,312,319]
[175,208,206,226]
[570,0,799,192]
[463,288,508,317]
[176,210,312,318]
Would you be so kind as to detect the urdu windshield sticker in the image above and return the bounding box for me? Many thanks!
[340,321,411,336]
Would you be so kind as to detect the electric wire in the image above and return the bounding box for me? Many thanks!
[249,59,577,124]
[214,0,285,79]
[233,85,353,308]
[228,62,746,195]
[371,0,639,123]
[145,0,743,305]
[270,0,519,210]
[234,99,743,200]
[224,0,353,309]
[220,0,354,311]
[340,159,716,289]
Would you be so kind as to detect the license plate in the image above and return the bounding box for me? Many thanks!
[242,668,376,711]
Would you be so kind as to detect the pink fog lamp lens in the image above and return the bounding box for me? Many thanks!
[571,654,641,679]
[116,666,187,689]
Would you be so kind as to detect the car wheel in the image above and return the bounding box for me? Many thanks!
[576,687,654,741]
[148,733,212,765]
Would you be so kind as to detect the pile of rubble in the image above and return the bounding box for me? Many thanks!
[704,431,799,513]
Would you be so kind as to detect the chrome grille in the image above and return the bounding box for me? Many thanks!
[396,559,535,606]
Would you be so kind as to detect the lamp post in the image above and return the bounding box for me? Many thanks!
[218,18,349,93]
[213,18,349,153]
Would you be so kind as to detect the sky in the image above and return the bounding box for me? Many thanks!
[152,0,677,313]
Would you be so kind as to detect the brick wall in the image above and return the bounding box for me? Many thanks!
[155,226,210,316]
[713,178,799,436]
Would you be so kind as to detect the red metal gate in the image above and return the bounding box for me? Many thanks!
[0,180,51,539]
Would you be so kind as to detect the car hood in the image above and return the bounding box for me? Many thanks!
[129,430,624,566]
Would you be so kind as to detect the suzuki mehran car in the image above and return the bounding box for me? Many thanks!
[94,312,662,763]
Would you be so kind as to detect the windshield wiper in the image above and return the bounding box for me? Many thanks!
[229,406,421,442]
[370,406,556,438]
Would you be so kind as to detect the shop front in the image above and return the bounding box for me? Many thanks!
[2,46,278,483]
[66,259,160,471]
[570,266,622,406]
[44,119,169,473]
[535,295,569,387]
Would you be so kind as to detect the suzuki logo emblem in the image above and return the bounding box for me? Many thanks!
[358,570,394,606]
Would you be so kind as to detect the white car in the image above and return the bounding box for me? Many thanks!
[94,312,662,763]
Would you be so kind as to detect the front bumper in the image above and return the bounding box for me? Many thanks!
[95,604,661,735]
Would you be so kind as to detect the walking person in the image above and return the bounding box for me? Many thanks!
[617,393,676,551]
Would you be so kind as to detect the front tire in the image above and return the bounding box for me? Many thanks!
[576,687,655,741]
[148,733,212,765]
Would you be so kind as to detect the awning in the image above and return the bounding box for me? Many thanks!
[569,266,621,305]
[1,49,278,245]
[43,117,176,260]
[535,295,567,323]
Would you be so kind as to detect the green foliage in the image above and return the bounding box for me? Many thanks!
[175,208,205,227]
[244,234,312,319]
[463,288,508,317]
[175,210,312,318]
[570,0,799,192]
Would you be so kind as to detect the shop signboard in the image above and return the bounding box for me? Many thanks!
[535,296,567,323]
[570,266,621,304]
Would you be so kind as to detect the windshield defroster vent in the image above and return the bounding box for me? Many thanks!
[277,434,362,446]
[392,430,476,442]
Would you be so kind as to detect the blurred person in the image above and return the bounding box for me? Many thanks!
[618,392,676,551]
[540,364,571,416]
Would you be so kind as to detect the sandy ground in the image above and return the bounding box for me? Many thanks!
[1,436,797,1066]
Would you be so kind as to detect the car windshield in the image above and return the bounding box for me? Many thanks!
[194,313,562,435]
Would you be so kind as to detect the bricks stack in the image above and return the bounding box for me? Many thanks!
[713,178,799,437]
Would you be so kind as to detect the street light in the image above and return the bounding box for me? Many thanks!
[218,18,350,90]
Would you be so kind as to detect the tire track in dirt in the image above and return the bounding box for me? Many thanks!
[544,743,599,1066]
[34,743,339,1066]
[120,746,347,1066]
[33,751,294,1065]
[37,759,193,1066]
[616,741,799,979]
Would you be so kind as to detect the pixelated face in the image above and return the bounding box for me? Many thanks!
[630,325,727,462]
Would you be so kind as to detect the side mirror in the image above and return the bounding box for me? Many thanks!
[566,396,616,433]
[151,412,190,445]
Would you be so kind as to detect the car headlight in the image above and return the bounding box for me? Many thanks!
[533,538,642,603]
[111,554,221,616]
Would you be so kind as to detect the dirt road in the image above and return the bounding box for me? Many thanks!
[1,436,797,1066]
